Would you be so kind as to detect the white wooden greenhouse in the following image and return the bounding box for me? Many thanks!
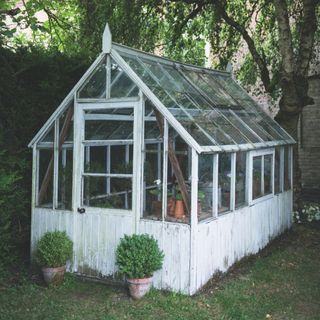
[29,25,294,295]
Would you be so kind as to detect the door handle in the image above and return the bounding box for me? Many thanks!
[77,207,86,214]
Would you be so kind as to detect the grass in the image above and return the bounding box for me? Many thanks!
[0,223,319,320]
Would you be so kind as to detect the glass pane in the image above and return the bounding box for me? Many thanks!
[110,59,139,97]
[198,154,213,220]
[84,146,108,173]
[252,156,262,199]
[85,120,133,140]
[57,148,73,210]
[181,69,239,109]
[145,121,161,140]
[56,105,74,210]
[284,146,290,191]
[143,143,163,219]
[111,145,133,174]
[40,125,54,143]
[274,148,281,194]
[235,152,246,208]
[167,127,191,223]
[119,49,291,147]
[38,148,53,208]
[78,57,106,99]
[218,153,231,213]
[264,154,273,195]
[83,176,132,209]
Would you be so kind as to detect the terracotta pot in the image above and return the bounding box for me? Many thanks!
[174,200,185,218]
[127,276,153,299]
[167,197,175,216]
[41,265,66,286]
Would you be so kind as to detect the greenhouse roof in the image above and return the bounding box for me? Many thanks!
[29,25,295,152]
[110,43,294,152]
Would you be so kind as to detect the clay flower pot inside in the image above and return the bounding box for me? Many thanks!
[167,197,176,216]
[174,200,185,218]
[127,276,153,299]
[41,265,66,286]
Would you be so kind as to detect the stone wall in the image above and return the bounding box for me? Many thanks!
[298,75,320,199]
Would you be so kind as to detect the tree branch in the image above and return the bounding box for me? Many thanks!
[213,0,272,92]
[0,7,20,16]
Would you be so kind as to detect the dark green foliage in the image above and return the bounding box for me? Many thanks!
[0,151,27,265]
[0,45,87,263]
[36,231,73,267]
[116,234,164,279]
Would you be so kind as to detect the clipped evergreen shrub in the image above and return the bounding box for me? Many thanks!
[36,231,73,267]
[116,234,164,279]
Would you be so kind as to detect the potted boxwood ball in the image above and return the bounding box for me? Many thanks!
[116,234,164,299]
[36,230,73,286]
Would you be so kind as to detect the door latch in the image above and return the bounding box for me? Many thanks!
[77,207,86,214]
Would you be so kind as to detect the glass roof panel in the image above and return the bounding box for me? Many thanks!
[110,59,139,97]
[117,47,292,148]
[78,57,106,99]
[180,69,240,110]
[40,125,54,142]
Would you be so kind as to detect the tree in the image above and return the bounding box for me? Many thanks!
[145,0,320,210]
[2,0,319,210]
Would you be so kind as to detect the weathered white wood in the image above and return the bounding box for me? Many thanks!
[78,99,138,109]
[72,100,83,211]
[83,140,134,146]
[230,153,236,211]
[189,149,198,295]
[31,186,292,294]
[212,153,219,218]
[53,119,59,209]
[162,120,168,221]
[194,190,293,291]
[133,92,143,233]
[106,54,111,99]
[139,220,191,294]
[102,23,112,53]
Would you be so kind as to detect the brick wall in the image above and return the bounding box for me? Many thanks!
[298,76,320,196]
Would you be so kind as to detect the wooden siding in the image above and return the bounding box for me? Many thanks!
[31,190,291,295]
[139,220,191,294]
[31,208,132,277]
[192,191,292,294]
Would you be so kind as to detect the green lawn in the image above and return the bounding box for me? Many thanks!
[0,223,319,320]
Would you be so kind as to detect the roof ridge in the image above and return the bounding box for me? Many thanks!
[112,42,231,77]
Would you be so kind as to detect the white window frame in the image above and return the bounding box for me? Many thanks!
[248,148,275,205]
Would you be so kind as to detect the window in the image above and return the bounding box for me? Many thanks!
[198,154,214,220]
[218,153,232,213]
[235,152,246,208]
[251,150,274,201]
[36,102,74,210]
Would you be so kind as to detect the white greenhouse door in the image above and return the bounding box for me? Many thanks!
[72,99,141,277]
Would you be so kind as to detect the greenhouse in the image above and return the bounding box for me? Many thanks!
[29,24,294,294]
